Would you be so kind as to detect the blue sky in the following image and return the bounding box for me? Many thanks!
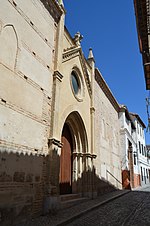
[63,0,150,143]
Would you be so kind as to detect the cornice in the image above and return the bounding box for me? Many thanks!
[130,112,146,129]
[72,152,83,157]
[63,46,81,62]
[53,70,63,82]
[84,153,97,159]
[72,152,97,159]
[95,68,120,112]
[48,137,63,148]
[120,106,136,130]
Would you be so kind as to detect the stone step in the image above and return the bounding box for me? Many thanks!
[60,196,88,209]
[60,193,82,202]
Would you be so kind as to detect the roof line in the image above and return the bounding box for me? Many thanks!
[95,68,120,112]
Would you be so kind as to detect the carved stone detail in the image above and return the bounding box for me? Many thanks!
[63,48,92,96]
[73,32,83,47]
[53,70,63,82]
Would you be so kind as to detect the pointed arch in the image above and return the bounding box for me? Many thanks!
[59,111,89,194]
[61,111,88,154]
[0,24,18,70]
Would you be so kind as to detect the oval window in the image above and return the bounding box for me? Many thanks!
[71,71,80,95]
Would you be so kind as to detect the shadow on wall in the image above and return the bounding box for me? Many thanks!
[59,168,118,198]
[75,167,119,197]
[0,150,46,226]
[0,149,120,226]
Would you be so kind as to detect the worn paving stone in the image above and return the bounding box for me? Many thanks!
[66,191,150,226]
[16,188,150,226]
[16,190,128,226]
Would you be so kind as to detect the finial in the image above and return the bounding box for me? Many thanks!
[88,48,94,60]
[87,48,95,65]
[73,32,83,47]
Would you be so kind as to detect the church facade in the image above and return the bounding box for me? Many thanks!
[0,0,126,224]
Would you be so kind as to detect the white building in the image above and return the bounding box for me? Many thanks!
[119,105,150,189]
[130,113,150,186]
[119,106,139,189]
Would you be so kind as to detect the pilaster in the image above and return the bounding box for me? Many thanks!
[44,137,62,214]
[54,6,65,71]
[50,70,63,140]
[88,48,95,155]
[47,70,63,194]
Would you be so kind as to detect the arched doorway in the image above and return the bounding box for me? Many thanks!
[59,111,88,195]
[59,123,73,195]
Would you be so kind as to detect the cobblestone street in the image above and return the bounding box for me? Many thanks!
[135,183,150,192]
[18,186,150,226]
[66,190,150,226]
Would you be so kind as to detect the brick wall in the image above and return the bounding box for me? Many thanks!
[0,151,46,225]
[0,0,57,224]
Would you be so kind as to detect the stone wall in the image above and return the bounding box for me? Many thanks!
[0,152,46,225]
[0,0,57,224]
[94,71,122,190]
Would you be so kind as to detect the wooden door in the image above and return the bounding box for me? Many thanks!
[59,124,73,195]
